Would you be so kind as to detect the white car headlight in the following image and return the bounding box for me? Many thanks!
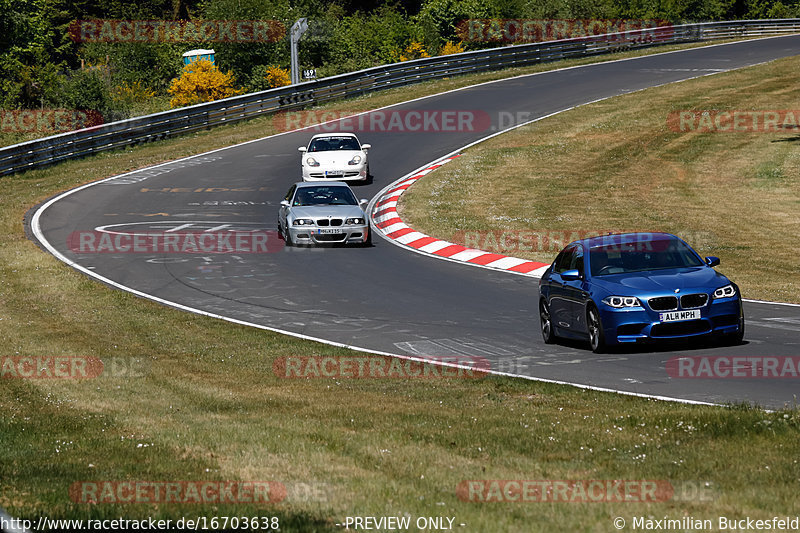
[348,155,362,165]
[306,157,320,167]
[602,296,641,308]
[292,218,314,226]
[713,284,737,299]
[345,217,365,225]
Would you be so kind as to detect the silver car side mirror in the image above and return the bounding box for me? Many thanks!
[280,200,290,207]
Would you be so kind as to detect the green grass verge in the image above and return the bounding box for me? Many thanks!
[1,38,798,531]
[400,54,800,304]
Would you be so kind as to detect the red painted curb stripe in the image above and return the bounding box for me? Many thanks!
[467,253,507,265]
[377,195,401,207]
[433,244,467,257]
[509,261,549,273]
[376,217,403,228]
[373,155,549,276]
[406,236,439,249]
[387,227,415,239]
[374,207,397,218]
[387,183,415,195]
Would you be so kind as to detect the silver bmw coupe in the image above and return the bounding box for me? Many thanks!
[278,182,370,246]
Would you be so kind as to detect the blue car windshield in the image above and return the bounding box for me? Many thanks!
[293,186,357,206]
[308,136,360,152]
[589,237,704,276]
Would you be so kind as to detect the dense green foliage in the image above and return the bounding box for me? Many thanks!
[1,0,797,124]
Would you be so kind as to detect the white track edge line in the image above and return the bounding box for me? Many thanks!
[31,197,724,407]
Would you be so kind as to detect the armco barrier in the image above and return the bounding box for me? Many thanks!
[1,19,799,176]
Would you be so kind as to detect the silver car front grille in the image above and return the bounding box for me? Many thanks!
[316,219,343,227]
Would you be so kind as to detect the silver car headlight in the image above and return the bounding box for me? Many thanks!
[292,218,314,226]
[306,157,320,167]
[348,155,362,165]
[713,284,737,299]
[345,217,365,225]
[602,296,642,308]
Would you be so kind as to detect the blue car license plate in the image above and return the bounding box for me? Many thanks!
[659,309,701,322]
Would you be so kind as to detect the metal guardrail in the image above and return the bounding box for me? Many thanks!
[2,19,799,176]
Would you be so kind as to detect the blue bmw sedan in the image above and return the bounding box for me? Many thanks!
[538,232,744,353]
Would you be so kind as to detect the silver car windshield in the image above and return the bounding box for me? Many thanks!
[293,186,358,206]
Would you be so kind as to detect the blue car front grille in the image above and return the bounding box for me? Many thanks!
[680,293,708,309]
[648,296,678,311]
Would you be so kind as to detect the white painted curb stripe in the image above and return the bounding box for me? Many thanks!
[370,155,550,276]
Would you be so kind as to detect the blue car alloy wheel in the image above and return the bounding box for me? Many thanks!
[537,232,745,353]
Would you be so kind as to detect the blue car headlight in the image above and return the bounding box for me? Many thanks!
[713,284,737,299]
[602,296,642,308]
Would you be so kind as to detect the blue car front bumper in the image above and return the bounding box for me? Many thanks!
[598,295,743,345]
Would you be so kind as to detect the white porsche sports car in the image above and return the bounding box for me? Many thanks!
[298,132,371,182]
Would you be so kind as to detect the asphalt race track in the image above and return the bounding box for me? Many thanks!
[30,36,800,409]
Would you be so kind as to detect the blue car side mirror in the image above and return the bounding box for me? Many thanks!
[705,256,720,267]
[561,269,582,281]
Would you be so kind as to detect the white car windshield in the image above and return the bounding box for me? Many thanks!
[293,186,358,206]
[308,136,361,152]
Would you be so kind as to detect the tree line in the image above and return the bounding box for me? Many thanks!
[1,0,796,126]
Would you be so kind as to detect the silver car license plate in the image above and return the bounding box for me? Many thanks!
[317,229,342,234]
[659,309,701,322]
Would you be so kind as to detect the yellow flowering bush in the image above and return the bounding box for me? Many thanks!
[393,41,430,62]
[168,59,242,108]
[439,41,465,56]
[264,65,291,88]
